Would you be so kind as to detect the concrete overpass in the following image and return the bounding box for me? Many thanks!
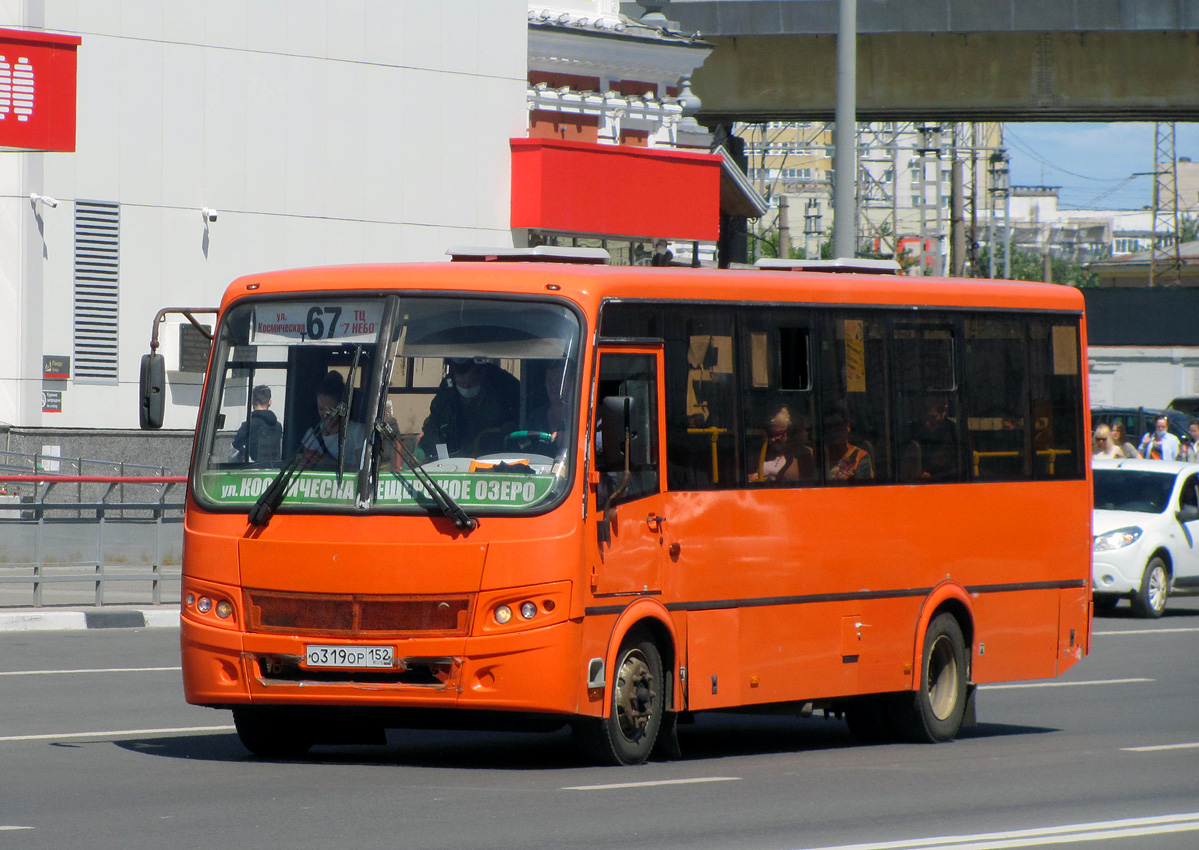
[656,0,1199,123]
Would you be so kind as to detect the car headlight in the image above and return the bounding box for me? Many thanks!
[1094,527,1143,551]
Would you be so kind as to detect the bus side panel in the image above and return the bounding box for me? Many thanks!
[1056,585,1090,675]
[967,589,1061,684]
[685,598,920,710]
[666,481,1089,703]
[685,608,739,711]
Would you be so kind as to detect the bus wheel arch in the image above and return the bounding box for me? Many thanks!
[896,590,975,743]
[575,603,677,765]
[895,606,971,743]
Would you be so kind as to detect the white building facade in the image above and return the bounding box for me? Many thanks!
[2,2,527,436]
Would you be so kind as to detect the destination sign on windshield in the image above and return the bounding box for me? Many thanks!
[250,301,384,344]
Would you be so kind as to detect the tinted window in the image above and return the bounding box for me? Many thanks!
[963,317,1029,480]
[819,313,887,484]
[894,317,962,483]
[1030,319,1085,479]
[664,309,739,489]
[1093,470,1174,514]
[596,352,660,506]
[742,310,817,486]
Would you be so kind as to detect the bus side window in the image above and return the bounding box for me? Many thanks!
[664,310,739,490]
[1029,319,1085,480]
[818,313,889,484]
[741,312,817,486]
[963,316,1029,480]
[595,353,660,507]
[893,319,962,483]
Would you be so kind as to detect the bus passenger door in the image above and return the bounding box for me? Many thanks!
[588,348,668,597]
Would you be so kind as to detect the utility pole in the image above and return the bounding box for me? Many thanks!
[1150,122,1182,287]
[950,157,966,276]
[778,195,791,260]
[832,0,857,259]
[988,142,1011,279]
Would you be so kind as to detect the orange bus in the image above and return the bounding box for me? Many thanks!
[147,251,1092,765]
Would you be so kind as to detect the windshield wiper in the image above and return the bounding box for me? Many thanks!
[375,418,477,532]
[248,402,344,527]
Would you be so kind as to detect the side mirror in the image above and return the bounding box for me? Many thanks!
[1176,504,1199,523]
[139,353,166,429]
[600,396,633,468]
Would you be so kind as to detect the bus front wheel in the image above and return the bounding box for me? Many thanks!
[893,613,968,743]
[574,630,664,766]
[232,706,314,759]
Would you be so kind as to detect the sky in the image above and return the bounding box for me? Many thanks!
[1004,122,1199,212]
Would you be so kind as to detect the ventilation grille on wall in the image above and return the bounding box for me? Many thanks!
[72,200,120,381]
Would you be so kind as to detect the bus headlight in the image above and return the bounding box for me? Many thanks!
[520,601,537,620]
[216,599,234,619]
[494,605,513,624]
[1093,527,1142,551]
[197,596,213,614]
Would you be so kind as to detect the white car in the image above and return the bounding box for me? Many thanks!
[1092,459,1199,617]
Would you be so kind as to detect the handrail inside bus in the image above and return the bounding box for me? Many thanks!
[686,427,729,484]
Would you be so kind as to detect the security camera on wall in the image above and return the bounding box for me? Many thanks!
[202,207,218,223]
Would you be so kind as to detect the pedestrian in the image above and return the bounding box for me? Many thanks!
[1138,415,1181,461]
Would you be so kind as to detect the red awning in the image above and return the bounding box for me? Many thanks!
[0,27,82,152]
[511,138,722,242]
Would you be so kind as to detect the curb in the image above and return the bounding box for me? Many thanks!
[0,608,180,632]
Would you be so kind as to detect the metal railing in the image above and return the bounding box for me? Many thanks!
[0,447,171,477]
[0,475,186,608]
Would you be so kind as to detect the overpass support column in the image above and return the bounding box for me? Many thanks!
[833,0,856,259]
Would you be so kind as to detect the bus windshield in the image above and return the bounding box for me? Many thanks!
[194,294,582,516]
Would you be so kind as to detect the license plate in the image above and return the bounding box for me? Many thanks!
[304,644,394,669]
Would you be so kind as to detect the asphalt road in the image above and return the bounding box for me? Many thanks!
[1,598,1197,850]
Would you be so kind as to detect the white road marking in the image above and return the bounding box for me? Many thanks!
[786,811,1199,850]
[563,776,741,791]
[0,666,181,676]
[979,677,1152,690]
[0,725,234,743]
[1122,742,1199,752]
[1093,627,1199,636]
[0,826,34,831]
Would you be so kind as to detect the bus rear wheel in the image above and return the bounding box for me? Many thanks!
[232,706,314,759]
[574,630,664,766]
[893,613,968,743]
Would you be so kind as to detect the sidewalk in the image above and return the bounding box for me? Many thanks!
[0,606,180,632]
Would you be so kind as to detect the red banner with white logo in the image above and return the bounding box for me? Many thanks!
[0,27,81,152]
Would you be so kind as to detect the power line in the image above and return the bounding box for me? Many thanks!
[1005,129,1134,183]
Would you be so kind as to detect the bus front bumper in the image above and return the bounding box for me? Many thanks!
[180,614,586,716]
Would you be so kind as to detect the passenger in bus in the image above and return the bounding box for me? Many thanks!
[749,402,815,483]
[823,405,873,482]
[909,396,959,480]
[417,357,519,458]
[300,371,366,471]
[229,384,282,463]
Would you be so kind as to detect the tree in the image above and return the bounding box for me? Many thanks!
[976,246,1098,287]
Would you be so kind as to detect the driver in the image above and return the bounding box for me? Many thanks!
[417,358,519,458]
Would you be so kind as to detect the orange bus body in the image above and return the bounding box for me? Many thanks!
[179,263,1091,762]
